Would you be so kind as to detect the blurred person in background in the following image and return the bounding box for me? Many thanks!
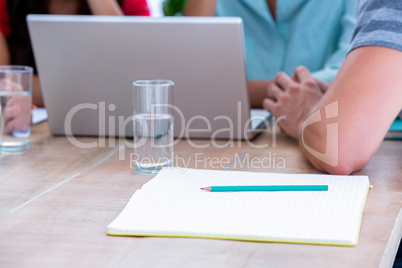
[186,0,357,108]
[0,0,150,107]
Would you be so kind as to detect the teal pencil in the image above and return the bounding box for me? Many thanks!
[200,185,328,192]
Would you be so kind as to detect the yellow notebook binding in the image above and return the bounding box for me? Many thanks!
[107,168,371,246]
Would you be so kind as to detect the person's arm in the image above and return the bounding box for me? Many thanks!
[1,79,31,133]
[86,0,123,15]
[263,47,402,175]
[248,80,275,109]
[302,46,402,174]
[185,0,216,16]
[32,75,44,107]
[263,67,324,140]
[310,0,358,82]
[1,32,44,107]
[248,72,330,109]
[0,32,10,65]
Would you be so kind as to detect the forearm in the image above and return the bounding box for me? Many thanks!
[86,0,123,15]
[0,33,10,65]
[185,0,216,16]
[0,32,43,106]
[298,46,402,175]
[32,75,44,107]
[248,80,273,109]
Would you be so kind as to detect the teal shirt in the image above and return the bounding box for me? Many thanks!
[216,0,358,81]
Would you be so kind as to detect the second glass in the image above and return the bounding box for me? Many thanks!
[0,66,33,153]
[132,80,174,174]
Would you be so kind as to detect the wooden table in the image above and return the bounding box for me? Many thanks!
[0,122,401,267]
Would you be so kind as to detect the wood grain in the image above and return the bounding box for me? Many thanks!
[0,122,400,267]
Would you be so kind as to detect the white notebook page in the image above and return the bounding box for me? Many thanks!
[107,168,370,246]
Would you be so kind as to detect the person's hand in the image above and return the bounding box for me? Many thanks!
[86,0,123,15]
[291,73,330,94]
[262,66,324,139]
[4,96,31,134]
[0,79,31,134]
[314,79,330,94]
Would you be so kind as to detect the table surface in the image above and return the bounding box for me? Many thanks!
[0,122,401,268]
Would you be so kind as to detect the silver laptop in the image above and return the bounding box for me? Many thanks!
[27,15,270,140]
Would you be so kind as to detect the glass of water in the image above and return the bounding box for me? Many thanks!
[132,80,174,174]
[0,66,33,153]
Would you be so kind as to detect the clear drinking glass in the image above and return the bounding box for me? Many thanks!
[132,80,174,174]
[0,66,33,153]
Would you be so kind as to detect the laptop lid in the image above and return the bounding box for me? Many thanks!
[28,15,269,140]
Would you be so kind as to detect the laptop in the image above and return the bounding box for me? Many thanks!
[27,15,270,140]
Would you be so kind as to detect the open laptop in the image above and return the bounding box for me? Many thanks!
[27,15,270,140]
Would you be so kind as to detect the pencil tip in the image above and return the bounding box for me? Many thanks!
[200,188,204,190]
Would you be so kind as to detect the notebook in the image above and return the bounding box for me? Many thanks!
[107,168,371,246]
